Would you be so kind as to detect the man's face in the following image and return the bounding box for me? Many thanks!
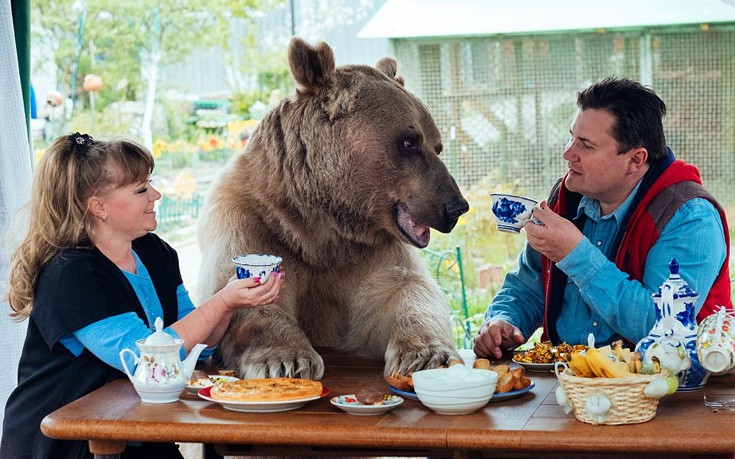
[562,108,637,207]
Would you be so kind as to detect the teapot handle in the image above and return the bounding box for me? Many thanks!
[119,349,139,383]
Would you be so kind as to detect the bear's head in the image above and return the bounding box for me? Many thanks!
[251,38,469,251]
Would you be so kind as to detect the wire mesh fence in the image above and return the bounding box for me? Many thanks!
[393,26,735,211]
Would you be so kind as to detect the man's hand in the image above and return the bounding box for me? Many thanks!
[524,200,583,263]
[473,319,525,359]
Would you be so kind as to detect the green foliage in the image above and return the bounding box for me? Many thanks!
[30,0,275,114]
[231,92,261,117]
[421,171,540,347]
[159,99,199,143]
[67,106,135,138]
[257,69,292,95]
[427,170,529,289]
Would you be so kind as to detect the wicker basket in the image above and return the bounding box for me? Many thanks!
[556,363,662,425]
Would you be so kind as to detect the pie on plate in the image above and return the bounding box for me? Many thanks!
[210,377,323,402]
[198,385,328,413]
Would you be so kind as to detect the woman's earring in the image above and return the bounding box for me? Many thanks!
[101,213,108,222]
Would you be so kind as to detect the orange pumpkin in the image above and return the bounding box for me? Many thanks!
[82,74,103,92]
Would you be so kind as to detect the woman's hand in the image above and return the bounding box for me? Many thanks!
[172,272,284,350]
[218,272,283,310]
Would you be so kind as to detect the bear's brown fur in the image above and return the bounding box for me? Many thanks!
[197,38,469,380]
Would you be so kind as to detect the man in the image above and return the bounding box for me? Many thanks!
[474,77,731,359]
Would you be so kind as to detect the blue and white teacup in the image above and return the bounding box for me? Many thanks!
[233,254,282,282]
[490,193,538,234]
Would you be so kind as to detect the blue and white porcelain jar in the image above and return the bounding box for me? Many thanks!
[635,258,709,391]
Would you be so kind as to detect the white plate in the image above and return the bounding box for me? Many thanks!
[330,394,403,415]
[185,375,238,394]
[488,381,535,402]
[198,386,329,413]
[515,362,556,372]
[388,385,419,401]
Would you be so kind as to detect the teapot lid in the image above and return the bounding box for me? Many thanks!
[653,258,698,299]
[144,317,175,345]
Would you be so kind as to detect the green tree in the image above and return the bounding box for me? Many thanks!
[31,0,377,145]
[223,0,377,109]
[32,0,268,146]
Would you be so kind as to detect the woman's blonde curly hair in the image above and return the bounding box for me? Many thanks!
[6,133,154,319]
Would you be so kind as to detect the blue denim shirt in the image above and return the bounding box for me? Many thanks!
[486,182,726,347]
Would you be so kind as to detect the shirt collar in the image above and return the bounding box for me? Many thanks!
[574,180,643,227]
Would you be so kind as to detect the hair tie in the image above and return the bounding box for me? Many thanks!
[68,132,94,157]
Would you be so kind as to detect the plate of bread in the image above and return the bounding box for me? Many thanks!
[472,359,534,399]
[198,377,328,412]
[488,381,535,401]
[386,359,534,402]
[387,385,419,401]
[386,372,419,400]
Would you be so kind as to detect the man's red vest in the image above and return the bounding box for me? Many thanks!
[541,159,732,343]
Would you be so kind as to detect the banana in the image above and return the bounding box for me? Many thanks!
[628,352,642,374]
[612,360,632,376]
[568,350,594,377]
[586,346,631,378]
[652,357,662,374]
[585,347,612,377]
[612,340,625,362]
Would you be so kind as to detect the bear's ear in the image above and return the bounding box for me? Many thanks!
[376,57,405,87]
[289,37,335,94]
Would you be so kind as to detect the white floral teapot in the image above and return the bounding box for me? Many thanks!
[635,258,708,391]
[119,317,207,403]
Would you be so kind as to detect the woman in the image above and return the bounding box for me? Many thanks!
[1,133,283,459]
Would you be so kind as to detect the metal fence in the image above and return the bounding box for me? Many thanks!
[157,194,204,227]
[421,246,474,349]
[392,26,735,211]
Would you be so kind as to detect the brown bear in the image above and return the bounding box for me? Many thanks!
[197,37,469,380]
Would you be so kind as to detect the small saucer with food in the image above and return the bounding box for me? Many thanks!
[331,388,403,415]
[185,370,238,394]
[330,394,403,415]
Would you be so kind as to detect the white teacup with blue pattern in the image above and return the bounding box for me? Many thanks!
[233,254,282,282]
[490,193,538,234]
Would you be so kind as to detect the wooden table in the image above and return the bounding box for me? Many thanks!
[41,348,735,459]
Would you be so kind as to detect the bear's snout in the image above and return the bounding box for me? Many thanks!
[441,198,470,232]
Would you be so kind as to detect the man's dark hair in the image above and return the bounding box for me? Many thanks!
[577,77,667,163]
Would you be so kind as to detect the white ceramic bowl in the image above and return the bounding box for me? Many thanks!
[412,366,497,415]
[233,254,282,281]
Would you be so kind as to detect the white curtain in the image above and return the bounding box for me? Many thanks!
[0,0,33,432]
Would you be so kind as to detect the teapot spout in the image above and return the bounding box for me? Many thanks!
[182,343,208,380]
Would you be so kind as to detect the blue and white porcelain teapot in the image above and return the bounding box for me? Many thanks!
[635,258,708,391]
